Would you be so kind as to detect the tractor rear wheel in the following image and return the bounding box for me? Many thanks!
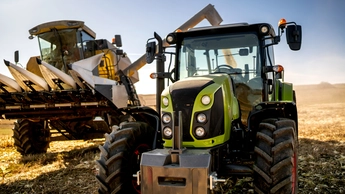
[96,121,154,194]
[253,118,298,194]
[12,119,51,155]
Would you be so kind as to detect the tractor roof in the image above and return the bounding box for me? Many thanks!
[188,22,250,31]
[184,22,276,37]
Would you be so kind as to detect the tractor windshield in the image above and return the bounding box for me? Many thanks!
[179,33,261,86]
[37,29,83,72]
[179,33,262,124]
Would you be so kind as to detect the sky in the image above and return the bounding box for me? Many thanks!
[0,0,344,94]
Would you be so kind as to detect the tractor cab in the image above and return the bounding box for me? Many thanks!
[162,21,302,126]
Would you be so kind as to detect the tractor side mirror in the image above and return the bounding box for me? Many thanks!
[286,25,302,51]
[146,41,156,64]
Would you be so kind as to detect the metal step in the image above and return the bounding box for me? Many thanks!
[223,164,253,176]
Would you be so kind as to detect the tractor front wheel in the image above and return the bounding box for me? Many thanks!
[96,121,154,194]
[253,118,298,194]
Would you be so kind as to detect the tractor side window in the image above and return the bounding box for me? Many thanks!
[265,37,275,67]
[264,37,275,83]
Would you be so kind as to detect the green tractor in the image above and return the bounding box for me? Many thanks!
[96,17,302,193]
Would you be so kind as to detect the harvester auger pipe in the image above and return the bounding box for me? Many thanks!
[122,3,223,78]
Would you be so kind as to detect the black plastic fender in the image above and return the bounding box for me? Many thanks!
[247,101,298,133]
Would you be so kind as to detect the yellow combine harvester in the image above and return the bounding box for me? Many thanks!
[0,5,222,157]
[1,20,147,155]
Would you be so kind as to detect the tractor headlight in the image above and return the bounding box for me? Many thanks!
[162,114,171,124]
[201,95,211,105]
[196,113,207,123]
[162,96,169,106]
[163,127,172,138]
[195,127,206,137]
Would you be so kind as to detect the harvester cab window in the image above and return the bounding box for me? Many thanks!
[81,31,96,59]
[38,29,82,71]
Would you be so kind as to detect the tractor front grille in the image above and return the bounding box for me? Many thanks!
[170,79,214,141]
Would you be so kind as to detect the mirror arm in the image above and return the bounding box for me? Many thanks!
[155,72,171,79]
[262,36,279,48]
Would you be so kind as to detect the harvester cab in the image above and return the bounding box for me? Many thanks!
[139,18,302,193]
[27,20,132,82]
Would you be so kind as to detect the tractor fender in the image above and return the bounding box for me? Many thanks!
[247,101,298,133]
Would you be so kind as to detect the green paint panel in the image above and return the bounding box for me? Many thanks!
[161,74,240,148]
[281,82,293,101]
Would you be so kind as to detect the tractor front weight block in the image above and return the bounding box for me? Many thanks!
[140,149,212,194]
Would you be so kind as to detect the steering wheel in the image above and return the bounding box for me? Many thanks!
[214,64,245,83]
[214,64,234,73]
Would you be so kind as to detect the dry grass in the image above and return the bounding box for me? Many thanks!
[0,83,344,193]
[0,138,103,193]
[298,103,345,142]
[295,83,345,194]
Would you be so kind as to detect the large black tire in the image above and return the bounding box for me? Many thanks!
[12,119,51,155]
[96,121,155,194]
[253,118,298,194]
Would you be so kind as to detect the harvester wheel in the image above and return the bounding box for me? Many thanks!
[12,119,51,155]
[253,118,298,194]
[96,121,154,194]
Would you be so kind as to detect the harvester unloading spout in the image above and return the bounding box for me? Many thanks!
[123,4,223,78]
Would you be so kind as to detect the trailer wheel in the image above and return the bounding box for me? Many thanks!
[96,121,154,194]
[253,118,298,194]
[12,119,51,155]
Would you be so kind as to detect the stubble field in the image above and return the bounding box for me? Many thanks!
[0,83,344,193]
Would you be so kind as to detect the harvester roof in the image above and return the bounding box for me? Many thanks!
[28,20,96,38]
